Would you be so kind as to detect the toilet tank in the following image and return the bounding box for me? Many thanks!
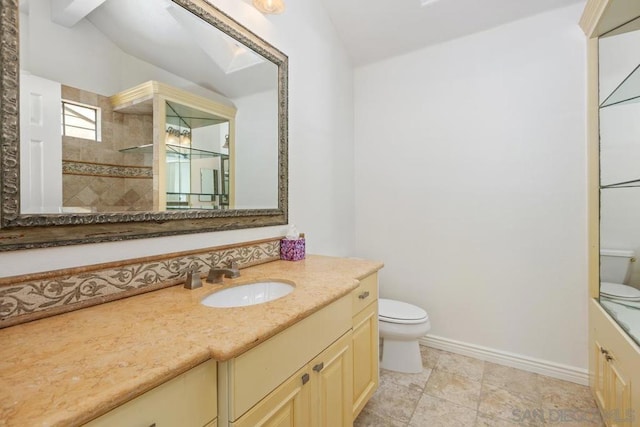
[600,249,635,284]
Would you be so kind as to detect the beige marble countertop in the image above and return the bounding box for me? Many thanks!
[0,255,382,427]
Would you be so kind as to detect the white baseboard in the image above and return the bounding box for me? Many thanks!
[419,335,589,386]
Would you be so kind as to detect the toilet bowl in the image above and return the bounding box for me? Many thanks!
[600,249,640,305]
[601,282,640,302]
[378,298,431,373]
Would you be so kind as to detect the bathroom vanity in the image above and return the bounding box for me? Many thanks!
[0,256,382,426]
[581,1,640,425]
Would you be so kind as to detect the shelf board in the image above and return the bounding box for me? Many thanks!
[166,192,229,196]
[120,143,229,160]
[601,177,640,188]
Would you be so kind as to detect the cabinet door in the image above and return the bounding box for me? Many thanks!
[593,342,633,427]
[594,340,608,411]
[310,332,353,427]
[590,303,637,427]
[232,365,311,427]
[607,358,632,427]
[352,302,378,420]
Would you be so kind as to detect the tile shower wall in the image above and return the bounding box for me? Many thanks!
[61,85,153,211]
[0,238,281,328]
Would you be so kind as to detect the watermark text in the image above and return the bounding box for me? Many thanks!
[511,408,635,424]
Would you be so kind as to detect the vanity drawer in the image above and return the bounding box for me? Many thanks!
[352,273,378,314]
[84,359,217,427]
[226,294,351,420]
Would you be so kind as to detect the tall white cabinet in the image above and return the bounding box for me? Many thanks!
[581,1,640,426]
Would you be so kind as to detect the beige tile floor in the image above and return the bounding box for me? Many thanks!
[354,345,604,427]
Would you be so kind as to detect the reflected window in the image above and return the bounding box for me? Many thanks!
[61,101,100,141]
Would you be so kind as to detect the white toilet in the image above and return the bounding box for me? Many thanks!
[378,298,431,373]
[600,249,640,304]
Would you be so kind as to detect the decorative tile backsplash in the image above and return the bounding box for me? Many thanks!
[0,238,281,328]
[62,161,153,179]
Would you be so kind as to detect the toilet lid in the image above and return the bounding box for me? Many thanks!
[600,282,640,301]
[379,298,428,324]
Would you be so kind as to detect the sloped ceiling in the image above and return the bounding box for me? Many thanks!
[85,0,277,99]
[35,0,277,99]
[320,0,586,66]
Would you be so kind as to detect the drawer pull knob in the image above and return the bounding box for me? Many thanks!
[605,354,613,362]
[313,362,324,372]
[601,348,609,355]
[358,291,370,300]
[301,373,310,385]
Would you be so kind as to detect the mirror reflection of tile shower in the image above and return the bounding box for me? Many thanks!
[60,84,153,213]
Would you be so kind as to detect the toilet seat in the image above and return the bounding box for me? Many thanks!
[379,298,428,324]
[601,282,640,301]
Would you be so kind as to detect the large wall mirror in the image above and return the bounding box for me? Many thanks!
[0,0,288,251]
[598,15,640,346]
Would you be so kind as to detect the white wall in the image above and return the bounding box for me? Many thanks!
[354,4,588,369]
[7,0,590,375]
[1,0,355,276]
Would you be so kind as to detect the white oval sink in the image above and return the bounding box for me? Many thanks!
[201,281,294,308]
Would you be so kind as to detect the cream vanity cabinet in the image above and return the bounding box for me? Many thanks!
[218,293,355,427]
[85,273,380,427]
[84,359,217,427]
[218,272,379,427]
[230,331,353,427]
[581,0,640,425]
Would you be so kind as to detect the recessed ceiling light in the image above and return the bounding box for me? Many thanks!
[420,0,442,6]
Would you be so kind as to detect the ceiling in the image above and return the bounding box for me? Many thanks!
[320,0,585,66]
[20,0,277,100]
[85,0,277,99]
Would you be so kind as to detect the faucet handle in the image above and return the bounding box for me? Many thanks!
[184,266,202,290]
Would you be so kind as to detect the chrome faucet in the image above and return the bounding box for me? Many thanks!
[206,260,241,284]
